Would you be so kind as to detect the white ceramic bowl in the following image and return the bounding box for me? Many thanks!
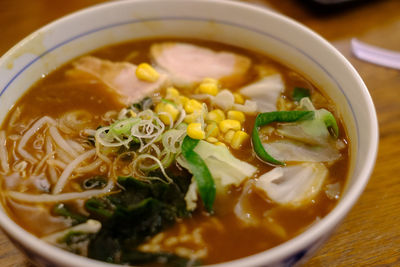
[0,0,378,266]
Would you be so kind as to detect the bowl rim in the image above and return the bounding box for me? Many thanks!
[0,0,378,266]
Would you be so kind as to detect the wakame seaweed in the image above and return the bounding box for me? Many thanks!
[52,203,87,225]
[85,167,193,265]
[116,139,141,154]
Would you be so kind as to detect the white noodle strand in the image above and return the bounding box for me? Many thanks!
[33,152,54,175]
[49,126,79,158]
[45,135,58,184]
[8,179,114,203]
[53,149,96,194]
[75,158,103,173]
[18,116,55,163]
[54,148,73,164]
[0,131,10,173]
[67,140,85,153]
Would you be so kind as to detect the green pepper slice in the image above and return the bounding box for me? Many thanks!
[252,111,314,165]
[181,136,216,213]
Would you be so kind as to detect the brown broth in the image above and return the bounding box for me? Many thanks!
[0,38,349,265]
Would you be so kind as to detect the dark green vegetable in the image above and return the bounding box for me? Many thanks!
[117,140,140,154]
[86,168,192,265]
[60,231,90,246]
[292,87,310,101]
[252,111,314,165]
[88,197,176,260]
[58,230,94,255]
[52,203,87,225]
[181,136,216,213]
[85,198,114,219]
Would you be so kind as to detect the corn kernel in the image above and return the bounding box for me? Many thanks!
[231,130,249,149]
[178,96,189,106]
[184,113,199,124]
[205,123,219,137]
[206,137,218,143]
[206,109,225,123]
[184,99,203,113]
[155,102,179,125]
[233,93,245,104]
[129,110,137,118]
[159,113,175,126]
[215,142,227,147]
[135,63,160,82]
[219,119,241,133]
[224,130,236,143]
[166,87,180,99]
[187,123,205,140]
[227,110,245,123]
[197,82,219,96]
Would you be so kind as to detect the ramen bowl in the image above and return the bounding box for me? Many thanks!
[0,0,378,266]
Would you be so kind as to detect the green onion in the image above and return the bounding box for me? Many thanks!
[292,87,310,102]
[161,98,177,107]
[181,136,216,213]
[52,203,87,225]
[109,118,140,136]
[252,111,314,165]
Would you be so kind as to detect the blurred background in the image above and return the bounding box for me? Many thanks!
[0,0,399,266]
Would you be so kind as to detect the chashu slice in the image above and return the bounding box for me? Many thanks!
[150,42,251,88]
[71,56,169,106]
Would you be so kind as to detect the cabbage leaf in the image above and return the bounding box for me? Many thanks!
[255,163,328,207]
[193,141,257,190]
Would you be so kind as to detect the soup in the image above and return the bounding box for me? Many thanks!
[0,39,349,266]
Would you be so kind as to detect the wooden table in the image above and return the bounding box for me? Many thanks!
[0,0,399,266]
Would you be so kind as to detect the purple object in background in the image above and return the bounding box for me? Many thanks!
[302,0,376,12]
[306,0,371,4]
[351,38,400,70]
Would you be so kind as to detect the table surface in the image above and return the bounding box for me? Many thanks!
[0,0,399,266]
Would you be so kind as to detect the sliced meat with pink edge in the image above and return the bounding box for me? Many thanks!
[72,56,169,106]
[150,42,251,88]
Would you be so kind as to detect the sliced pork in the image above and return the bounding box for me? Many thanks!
[150,42,251,87]
[72,56,169,106]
